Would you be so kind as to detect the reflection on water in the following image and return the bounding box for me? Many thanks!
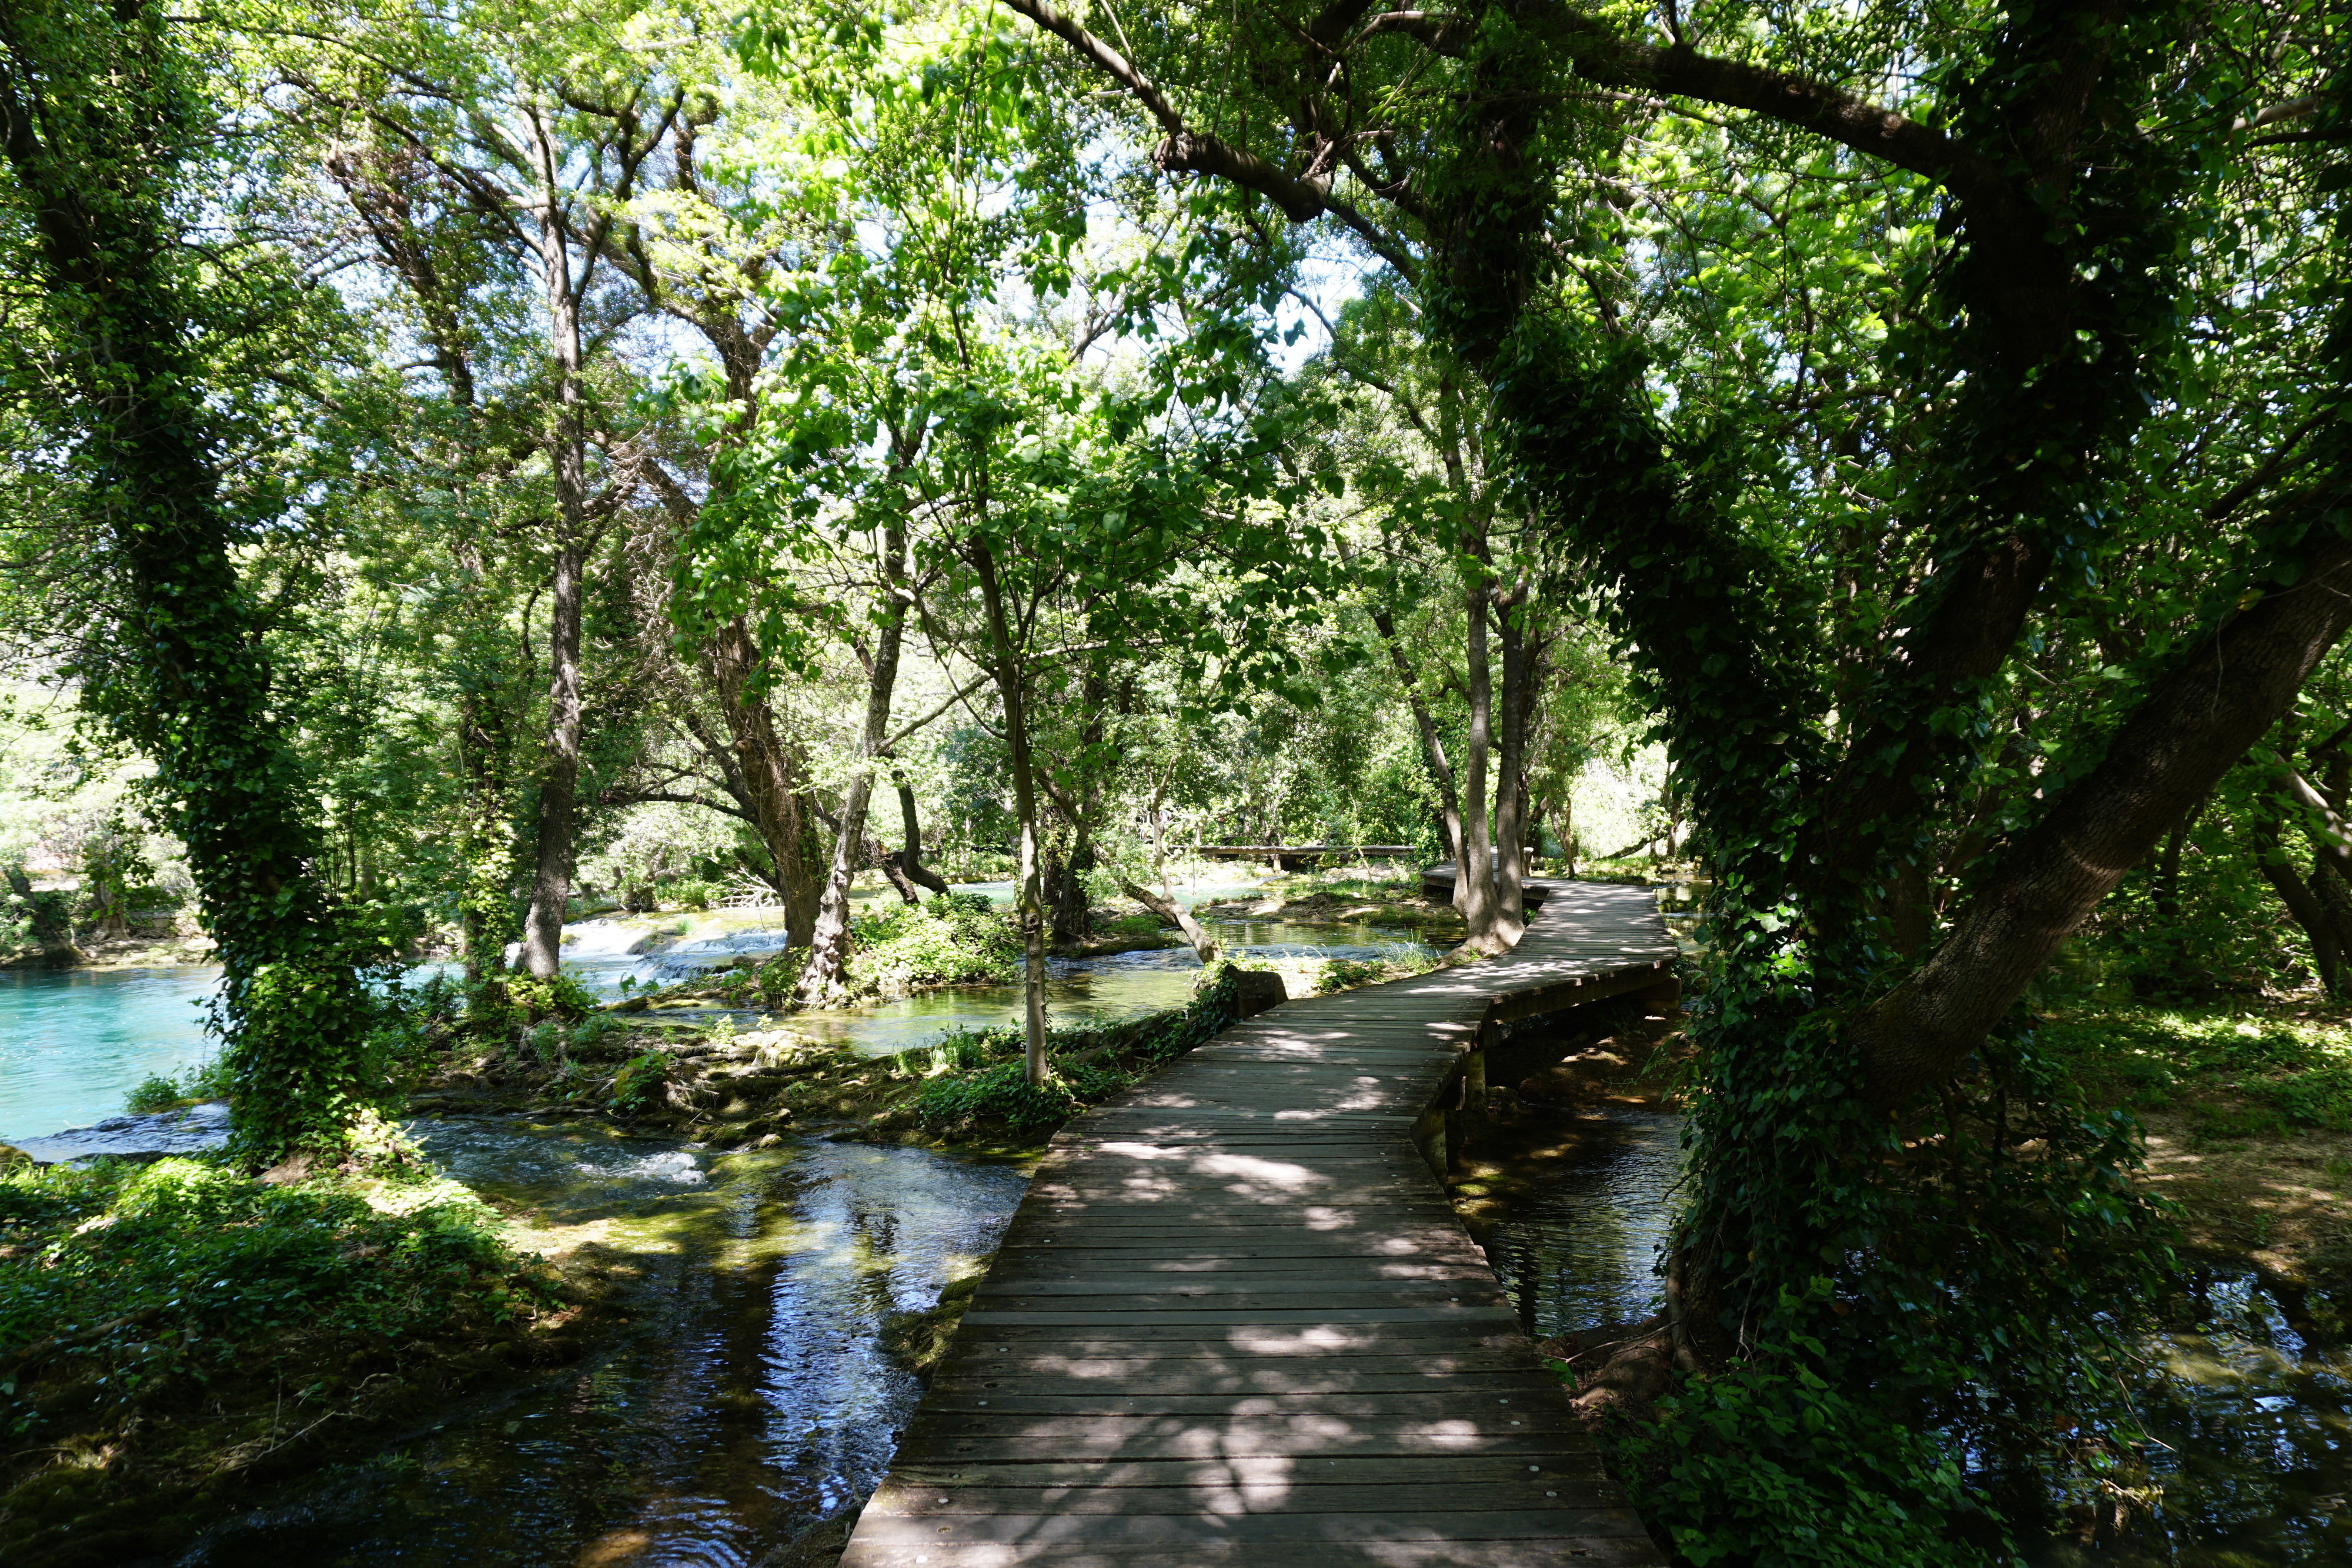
[0,965,219,1144]
[2027,1273,2352,1566]
[175,1119,1028,1567]
[1469,1107,2352,1565]
[1474,1108,1684,1339]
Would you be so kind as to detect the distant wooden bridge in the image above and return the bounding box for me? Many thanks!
[840,877,1679,1566]
[1196,843,1420,872]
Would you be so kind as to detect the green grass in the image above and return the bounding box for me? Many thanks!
[2037,1004,2352,1134]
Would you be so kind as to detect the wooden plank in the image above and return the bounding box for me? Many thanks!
[852,1510,1644,1544]
[886,1455,1610,1487]
[867,1482,1617,1515]
[841,877,1671,1567]
[841,1540,1656,1567]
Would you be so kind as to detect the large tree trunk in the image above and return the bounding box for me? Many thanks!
[518,188,589,981]
[971,536,1051,1085]
[796,518,910,1003]
[1852,530,2352,1107]
[703,616,823,944]
[0,4,371,1163]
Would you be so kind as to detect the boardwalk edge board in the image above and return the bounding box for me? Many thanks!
[838,878,1676,1566]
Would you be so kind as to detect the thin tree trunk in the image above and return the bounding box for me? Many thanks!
[971,536,1050,1085]
[2258,808,2352,992]
[456,677,513,989]
[519,183,589,981]
[796,518,910,1003]
[1121,881,1220,964]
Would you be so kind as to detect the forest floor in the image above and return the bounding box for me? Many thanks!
[2037,997,2352,1290]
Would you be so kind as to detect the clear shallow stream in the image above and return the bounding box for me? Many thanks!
[171,1119,1028,1567]
[2,890,1430,1144]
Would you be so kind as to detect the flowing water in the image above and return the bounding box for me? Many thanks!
[2021,1272,2352,1566]
[171,1119,1028,1566]
[1462,1108,2352,1564]
[1471,1108,1685,1339]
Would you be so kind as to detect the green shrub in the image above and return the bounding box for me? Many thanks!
[913,968,1245,1135]
[503,971,598,1024]
[849,893,1020,992]
[1614,1354,1986,1567]
[123,1074,183,1115]
[662,877,715,910]
[122,1057,235,1115]
[915,1060,1085,1133]
[0,1156,544,1437]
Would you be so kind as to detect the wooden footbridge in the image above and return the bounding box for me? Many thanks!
[841,878,1679,1567]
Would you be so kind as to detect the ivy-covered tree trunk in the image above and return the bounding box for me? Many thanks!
[0,0,382,1166]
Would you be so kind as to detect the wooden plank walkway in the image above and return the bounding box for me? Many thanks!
[840,879,1679,1567]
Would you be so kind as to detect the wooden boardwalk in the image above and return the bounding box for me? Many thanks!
[840,880,1679,1567]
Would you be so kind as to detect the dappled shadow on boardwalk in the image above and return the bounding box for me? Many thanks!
[838,879,1676,1567]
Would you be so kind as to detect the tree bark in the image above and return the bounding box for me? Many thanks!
[518,134,590,981]
[796,517,910,1004]
[1493,583,1539,932]
[889,766,951,897]
[1369,606,1464,864]
[1456,529,1506,951]
[970,534,1051,1085]
[703,617,823,944]
[2253,807,2343,994]
[1852,530,2352,1106]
